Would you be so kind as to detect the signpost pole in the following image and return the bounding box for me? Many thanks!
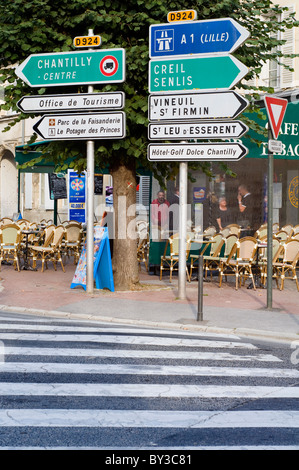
[267,126,274,309]
[86,29,95,295]
[178,159,188,300]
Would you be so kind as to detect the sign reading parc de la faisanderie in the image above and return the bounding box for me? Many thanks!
[15,49,125,87]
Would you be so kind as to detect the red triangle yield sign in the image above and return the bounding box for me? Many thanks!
[264,96,288,139]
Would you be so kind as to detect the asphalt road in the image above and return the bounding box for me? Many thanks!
[0,312,298,452]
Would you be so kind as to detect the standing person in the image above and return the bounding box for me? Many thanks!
[203,191,218,230]
[237,184,254,231]
[151,190,170,238]
[168,187,180,233]
[216,197,232,231]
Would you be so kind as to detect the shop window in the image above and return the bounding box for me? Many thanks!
[39,173,54,210]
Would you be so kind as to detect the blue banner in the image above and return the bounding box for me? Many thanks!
[69,171,86,223]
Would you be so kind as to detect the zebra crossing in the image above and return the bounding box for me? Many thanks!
[0,312,298,450]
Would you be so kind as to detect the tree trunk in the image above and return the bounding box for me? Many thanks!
[110,160,140,290]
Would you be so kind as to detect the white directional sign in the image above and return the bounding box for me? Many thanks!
[17,92,125,113]
[33,112,126,140]
[148,142,248,162]
[148,120,248,140]
[148,91,249,121]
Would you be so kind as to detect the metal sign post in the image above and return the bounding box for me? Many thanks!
[86,30,95,295]
[267,126,274,309]
[178,159,188,300]
[197,254,204,321]
[264,95,288,310]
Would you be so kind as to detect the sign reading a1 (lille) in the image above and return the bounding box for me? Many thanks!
[33,112,126,140]
[148,91,248,121]
[149,55,248,93]
[15,49,125,87]
[148,142,248,162]
[149,17,250,57]
[148,120,248,140]
[17,92,125,113]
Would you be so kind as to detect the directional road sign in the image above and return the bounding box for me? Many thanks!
[15,49,125,87]
[149,18,250,57]
[149,54,248,93]
[148,120,248,140]
[33,112,126,140]
[17,92,125,113]
[147,142,248,162]
[148,91,248,121]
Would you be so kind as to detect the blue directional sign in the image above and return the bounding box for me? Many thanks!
[149,17,250,58]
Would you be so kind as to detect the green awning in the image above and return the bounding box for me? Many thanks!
[244,99,299,160]
[15,141,55,173]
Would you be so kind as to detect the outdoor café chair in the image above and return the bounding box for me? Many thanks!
[281,224,294,237]
[274,230,289,242]
[160,232,192,282]
[218,234,239,286]
[0,223,22,271]
[202,233,225,279]
[30,225,65,272]
[225,224,241,236]
[293,224,299,235]
[218,236,258,290]
[272,239,299,291]
[258,237,283,287]
[63,223,83,264]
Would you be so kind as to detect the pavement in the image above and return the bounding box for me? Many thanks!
[0,259,299,344]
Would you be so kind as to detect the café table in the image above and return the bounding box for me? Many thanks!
[247,240,267,289]
[21,229,39,271]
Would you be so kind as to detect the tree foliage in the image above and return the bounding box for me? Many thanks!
[0,0,298,180]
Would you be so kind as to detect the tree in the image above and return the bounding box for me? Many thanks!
[0,0,298,289]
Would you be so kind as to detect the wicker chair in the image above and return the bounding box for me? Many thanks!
[272,239,299,291]
[218,236,258,290]
[0,223,22,271]
[29,225,66,272]
[63,223,83,264]
[160,233,192,282]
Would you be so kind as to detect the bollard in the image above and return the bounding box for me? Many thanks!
[197,254,203,321]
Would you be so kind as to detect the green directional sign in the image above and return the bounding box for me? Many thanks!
[149,54,248,93]
[15,49,125,87]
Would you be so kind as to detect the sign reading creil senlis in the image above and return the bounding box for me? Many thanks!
[149,54,248,93]
[15,49,125,87]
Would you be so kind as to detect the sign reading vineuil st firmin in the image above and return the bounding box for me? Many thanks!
[148,91,248,121]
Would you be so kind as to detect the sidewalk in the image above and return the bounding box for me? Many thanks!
[0,261,299,343]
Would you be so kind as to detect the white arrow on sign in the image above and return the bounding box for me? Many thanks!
[17,92,125,113]
[33,112,126,140]
[148,120,248,140]
[148,91,248,121]
[147,142,248,162]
